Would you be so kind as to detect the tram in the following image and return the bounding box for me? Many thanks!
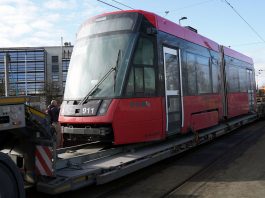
[59,10,256,145]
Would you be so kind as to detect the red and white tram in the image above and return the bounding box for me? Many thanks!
[59,10,256,145]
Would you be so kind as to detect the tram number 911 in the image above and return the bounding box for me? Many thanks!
[82,107,95,115]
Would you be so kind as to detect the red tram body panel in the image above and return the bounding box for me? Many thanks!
[182,95,222,133]
[112,97,164,144]
[59,10,256,145]
[227,93,249,118]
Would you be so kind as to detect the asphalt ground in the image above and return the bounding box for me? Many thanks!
[26,120,265,198]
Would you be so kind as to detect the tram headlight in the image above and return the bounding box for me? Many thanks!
[97,99,112,116]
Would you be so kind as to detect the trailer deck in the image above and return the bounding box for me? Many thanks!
[37,114,256,194]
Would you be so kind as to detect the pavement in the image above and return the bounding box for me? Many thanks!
[167,120,265,198]
[27,120,265,198]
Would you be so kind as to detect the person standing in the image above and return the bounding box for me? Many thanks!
[48,100,62,147]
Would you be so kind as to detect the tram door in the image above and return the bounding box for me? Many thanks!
[247,69,255,111]
[163,47,183,135]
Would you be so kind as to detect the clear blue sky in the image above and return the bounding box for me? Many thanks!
[1,0,265,85]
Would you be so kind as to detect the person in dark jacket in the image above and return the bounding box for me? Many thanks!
[47,100,62,147]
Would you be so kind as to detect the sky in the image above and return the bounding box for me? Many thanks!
[1,0,265,86]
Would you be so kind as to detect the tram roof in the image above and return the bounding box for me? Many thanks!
[86,10,253,64]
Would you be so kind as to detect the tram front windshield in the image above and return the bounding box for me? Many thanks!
[64,13,139,100]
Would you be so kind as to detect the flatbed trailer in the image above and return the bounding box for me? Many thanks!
[36,114,256,194]
[0,96,260,195]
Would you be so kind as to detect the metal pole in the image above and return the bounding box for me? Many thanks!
[61,36,63,58]
[25,54,28,96]
[61,36,64,91]
[4,53,10,97]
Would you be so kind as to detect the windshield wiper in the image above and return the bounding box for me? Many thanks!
[113,49,121,92]
[79,50,121,105]
[78,66,115,104]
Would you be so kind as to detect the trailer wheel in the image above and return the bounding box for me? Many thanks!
[0,153,25,198]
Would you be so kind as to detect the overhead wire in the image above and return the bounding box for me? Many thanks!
[163,0,216,15]
[97,0,265,46]
[111,0,134,10]
[231,42,265,47]
[223,0,265,43]
[97,0,123,10]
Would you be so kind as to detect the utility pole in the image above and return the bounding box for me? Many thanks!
[4,53,10,97]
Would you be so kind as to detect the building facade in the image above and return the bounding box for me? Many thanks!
[0,44,73,108]
[44,45,73,93]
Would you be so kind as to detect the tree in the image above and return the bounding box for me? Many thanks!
[40,82,63,106]
[258,85,265,96]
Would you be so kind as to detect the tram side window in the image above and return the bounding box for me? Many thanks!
[239,68,247,92]
[125,67,155,96]
[228,65,240,92]
[144,67,155,93]
[186,53,211,95]
[247,69,255,90]
[197,56,211,94]
[135,68,144,92]
[133,37,154,65]
[212,59,220,93]
[125,37,155,96]
[187,53,197,94]
[126,69,135,94]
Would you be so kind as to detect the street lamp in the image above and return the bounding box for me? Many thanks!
[256,69,264,90]
[179,17,187,25]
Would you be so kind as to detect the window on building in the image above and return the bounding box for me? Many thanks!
[0,63,4,72]
[62,71,67,82]
[36,72,44,81]
[63,50,72,59]
[0,49,45,96]
[62,60,70,71]
[52,73,59,82]
[52,56,58,63]
[62,59,70,87]
[52,56,59,72]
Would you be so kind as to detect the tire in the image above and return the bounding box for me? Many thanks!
[0,153,25,198]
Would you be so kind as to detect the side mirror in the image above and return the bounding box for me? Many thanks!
[146,27,157,35]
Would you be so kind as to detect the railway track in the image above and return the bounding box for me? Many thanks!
[27,120,265,198]
[161,120,265,198]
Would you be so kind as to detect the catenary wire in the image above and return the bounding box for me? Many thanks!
[223,0,265,43]
[97,0,123,10]
[231,42,265,47]
[111,0,134,9]
[162,0,216,15]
